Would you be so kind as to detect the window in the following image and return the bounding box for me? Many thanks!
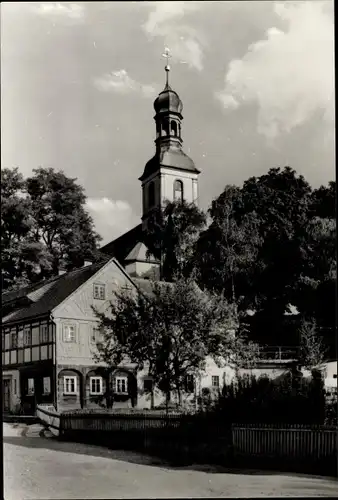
[162,120,170,136]
[27,378,34,395]
[40,325,48,343]
[43,377,51,394]
[63,325,75,343]
[93,284,106,300]
[171,120,178,136]
[333,374,337,379]
[90,377,103,395]
[143,379,153,393]
[212,375,220,388]
[173,180,183,202]
[17,329,24,348]
[9,332,17,349]
[148,181,155,208]
[115,376,128,394]
[64,376,77,395]
[185,374,195,393]
[24,327,31,346]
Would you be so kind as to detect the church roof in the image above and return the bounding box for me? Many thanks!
[100,224,143,262]
[153,84,183,115]
[139,147,200,182]
[125,241,158,264]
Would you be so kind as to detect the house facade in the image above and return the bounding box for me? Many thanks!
[2,258,240,414]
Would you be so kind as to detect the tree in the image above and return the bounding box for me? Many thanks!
[26,167,102,275]
[193,185,263,310]
[93,277,259,408]
[143,199,206,281]
[298,318,327,371]
[1,167,102,289]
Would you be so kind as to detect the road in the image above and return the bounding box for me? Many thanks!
[3,422,338,499]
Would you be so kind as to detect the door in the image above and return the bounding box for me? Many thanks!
[3,379,11,412]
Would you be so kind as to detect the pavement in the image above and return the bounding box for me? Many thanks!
[3,422,338,499]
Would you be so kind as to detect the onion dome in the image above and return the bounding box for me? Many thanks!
[154,83,183,115]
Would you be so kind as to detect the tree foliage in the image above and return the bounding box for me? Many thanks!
[143,199,207,282]
[93,277,259,406]
[1,167,102,290]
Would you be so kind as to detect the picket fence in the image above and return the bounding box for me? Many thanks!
[232,423,338,467]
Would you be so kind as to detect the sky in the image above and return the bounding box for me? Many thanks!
[1,1,335,245]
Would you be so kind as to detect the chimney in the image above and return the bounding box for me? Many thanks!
[84,260,93,267]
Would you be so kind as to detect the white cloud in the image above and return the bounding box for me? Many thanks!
[142,2,205,71]
[86,197,140,245]
[34,2,85,21]
[94,69,156,97]
[217,1,334,139]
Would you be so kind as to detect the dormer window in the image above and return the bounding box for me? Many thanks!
[174,179,183,202]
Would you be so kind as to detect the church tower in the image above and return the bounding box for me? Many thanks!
[139,49,200,230]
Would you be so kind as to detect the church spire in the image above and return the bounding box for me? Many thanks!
[162,47,171,90]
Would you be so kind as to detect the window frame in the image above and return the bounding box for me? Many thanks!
[63,376,77,395]
[115,376,128,394]
[173,179,184,202]
[9,332,17,349]
[90,376,103,395]
[212,375,220,388]
[40,324,49,343]
[23,326,32,346]
[63,324,76,343]
[93,283,106,300]
[43,376,51,395]
[27,378,35,395]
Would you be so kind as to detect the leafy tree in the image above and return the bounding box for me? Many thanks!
[93,277,259,408]
[193,185,263,310]
[1,167,102,289]
[143,199,206,281]
[310,181,336,219]
[26,167,102,275]
[1,168,40,289]
[298,318,327,371]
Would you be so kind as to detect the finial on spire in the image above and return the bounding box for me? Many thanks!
[162,47,172,87]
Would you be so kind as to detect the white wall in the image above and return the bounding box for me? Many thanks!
[52,259,134,367]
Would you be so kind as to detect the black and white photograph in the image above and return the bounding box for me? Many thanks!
[1,1,337,498]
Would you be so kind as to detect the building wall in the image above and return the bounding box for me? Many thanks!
[2,369,20,412]
[125,261,160,278]
[53,259,134,367]
[160,168,199,205]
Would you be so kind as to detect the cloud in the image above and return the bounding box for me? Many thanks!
[94,69,156,97]
[34,2,85,21]
[142,2,205,71]
[217,1,334,139]
[86,197,140,245]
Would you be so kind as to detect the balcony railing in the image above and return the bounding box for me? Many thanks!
[259,346,298,362]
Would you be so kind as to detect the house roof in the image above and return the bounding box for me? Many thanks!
[2,260,110,325]
[99,224,143,263]
[132,278,174,298]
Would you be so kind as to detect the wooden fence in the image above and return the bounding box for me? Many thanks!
[232,423,338,475]
[36,404,61,436]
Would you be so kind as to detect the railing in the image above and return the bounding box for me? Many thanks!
[36,404,61,436]
[232,423,338,474]
[259,346,298,361]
